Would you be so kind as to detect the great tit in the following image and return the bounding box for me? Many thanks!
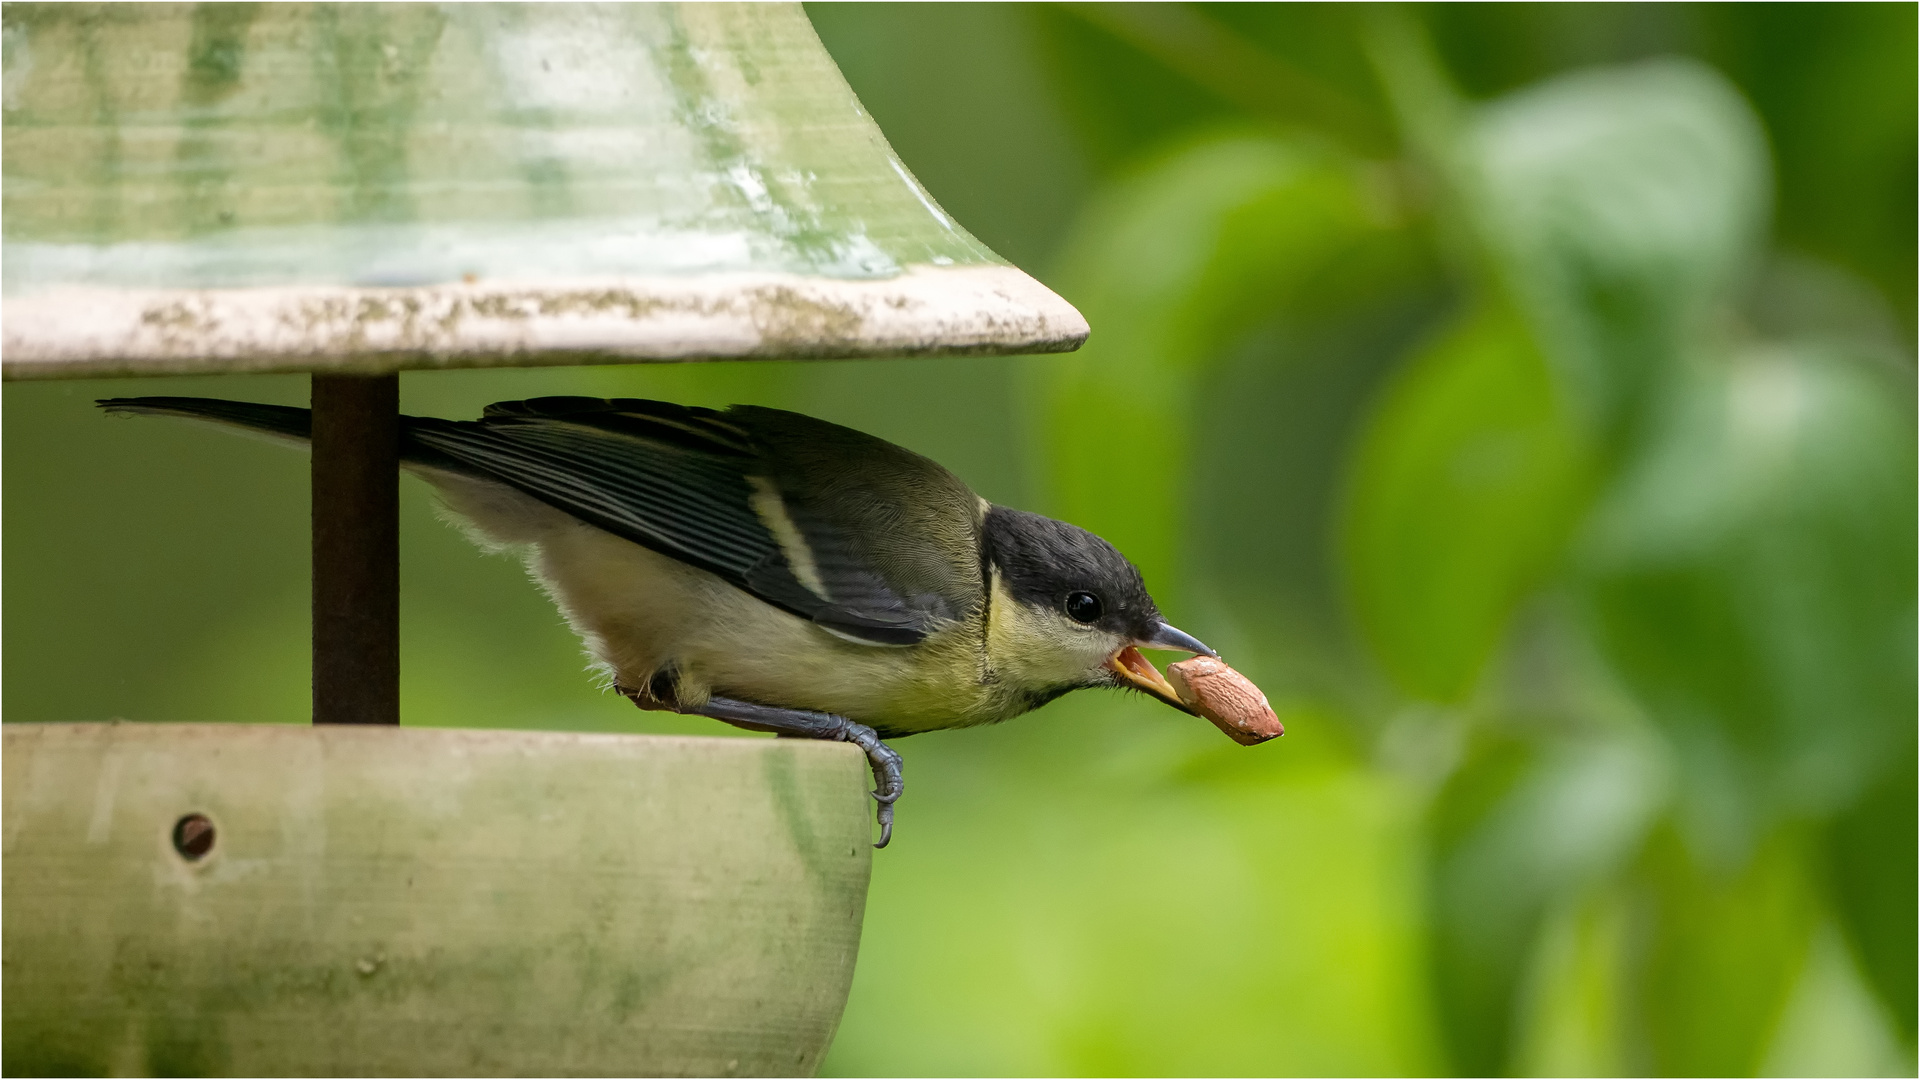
[98,395,1218,845]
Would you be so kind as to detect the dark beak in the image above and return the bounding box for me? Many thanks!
[1139,621,1217,658]
[1104,621,1216,713]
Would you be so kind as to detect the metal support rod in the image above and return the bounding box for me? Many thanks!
[311,373,400,725]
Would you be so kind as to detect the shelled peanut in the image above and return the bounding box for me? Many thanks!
[1169,656,1284,745]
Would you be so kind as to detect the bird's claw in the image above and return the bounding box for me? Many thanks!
[868,777,902,847]
[864,750,904,848]
[838,725,903,847]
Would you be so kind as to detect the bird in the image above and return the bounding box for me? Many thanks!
[97,395,1219,846]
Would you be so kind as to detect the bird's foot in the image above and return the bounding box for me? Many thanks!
[842,725,904,848]
[687,696,905,848]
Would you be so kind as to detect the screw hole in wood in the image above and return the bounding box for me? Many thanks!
[172,813,215,860]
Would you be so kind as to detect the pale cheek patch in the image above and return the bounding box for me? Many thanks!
[985,572,1117,689]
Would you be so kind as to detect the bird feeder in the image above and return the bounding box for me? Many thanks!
[0,4,1086,1075]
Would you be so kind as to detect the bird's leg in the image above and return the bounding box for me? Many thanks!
[629,691,904,848]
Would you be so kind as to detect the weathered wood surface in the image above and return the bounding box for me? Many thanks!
[2,723,873,1077]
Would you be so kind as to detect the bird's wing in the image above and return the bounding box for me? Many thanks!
[406,397,982,646]
[728,404,986,629]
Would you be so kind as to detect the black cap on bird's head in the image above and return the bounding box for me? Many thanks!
[982,506,1215,712]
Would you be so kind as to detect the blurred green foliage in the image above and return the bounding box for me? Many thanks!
[4,3,1912,1075]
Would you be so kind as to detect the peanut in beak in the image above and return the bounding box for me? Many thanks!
[1108,647,1285,746]
[1168,656,1284,745]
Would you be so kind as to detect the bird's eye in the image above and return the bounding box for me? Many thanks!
[1064,591,1103,624]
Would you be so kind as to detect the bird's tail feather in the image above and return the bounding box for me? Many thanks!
[98,396,314,446]
[95,396,472,473]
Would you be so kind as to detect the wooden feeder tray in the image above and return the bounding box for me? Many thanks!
[5,724,870,1076]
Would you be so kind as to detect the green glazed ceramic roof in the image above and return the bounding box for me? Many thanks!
[0,3,1088,376]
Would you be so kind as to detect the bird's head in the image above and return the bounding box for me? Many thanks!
[981,506,1214,712]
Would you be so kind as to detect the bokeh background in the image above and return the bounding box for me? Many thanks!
[5,3,1913,1075]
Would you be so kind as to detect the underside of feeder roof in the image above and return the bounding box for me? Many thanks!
[1,2,1089,378]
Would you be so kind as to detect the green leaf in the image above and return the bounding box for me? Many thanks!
[1468,59,1772,446]
[1581,347,1916,859]
[1425,727,1665,1073]
[1340,307,1590,701]
[1510,885,1636,1077]
[1637,824,1822,1076]
[1825,759,1920,1050]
